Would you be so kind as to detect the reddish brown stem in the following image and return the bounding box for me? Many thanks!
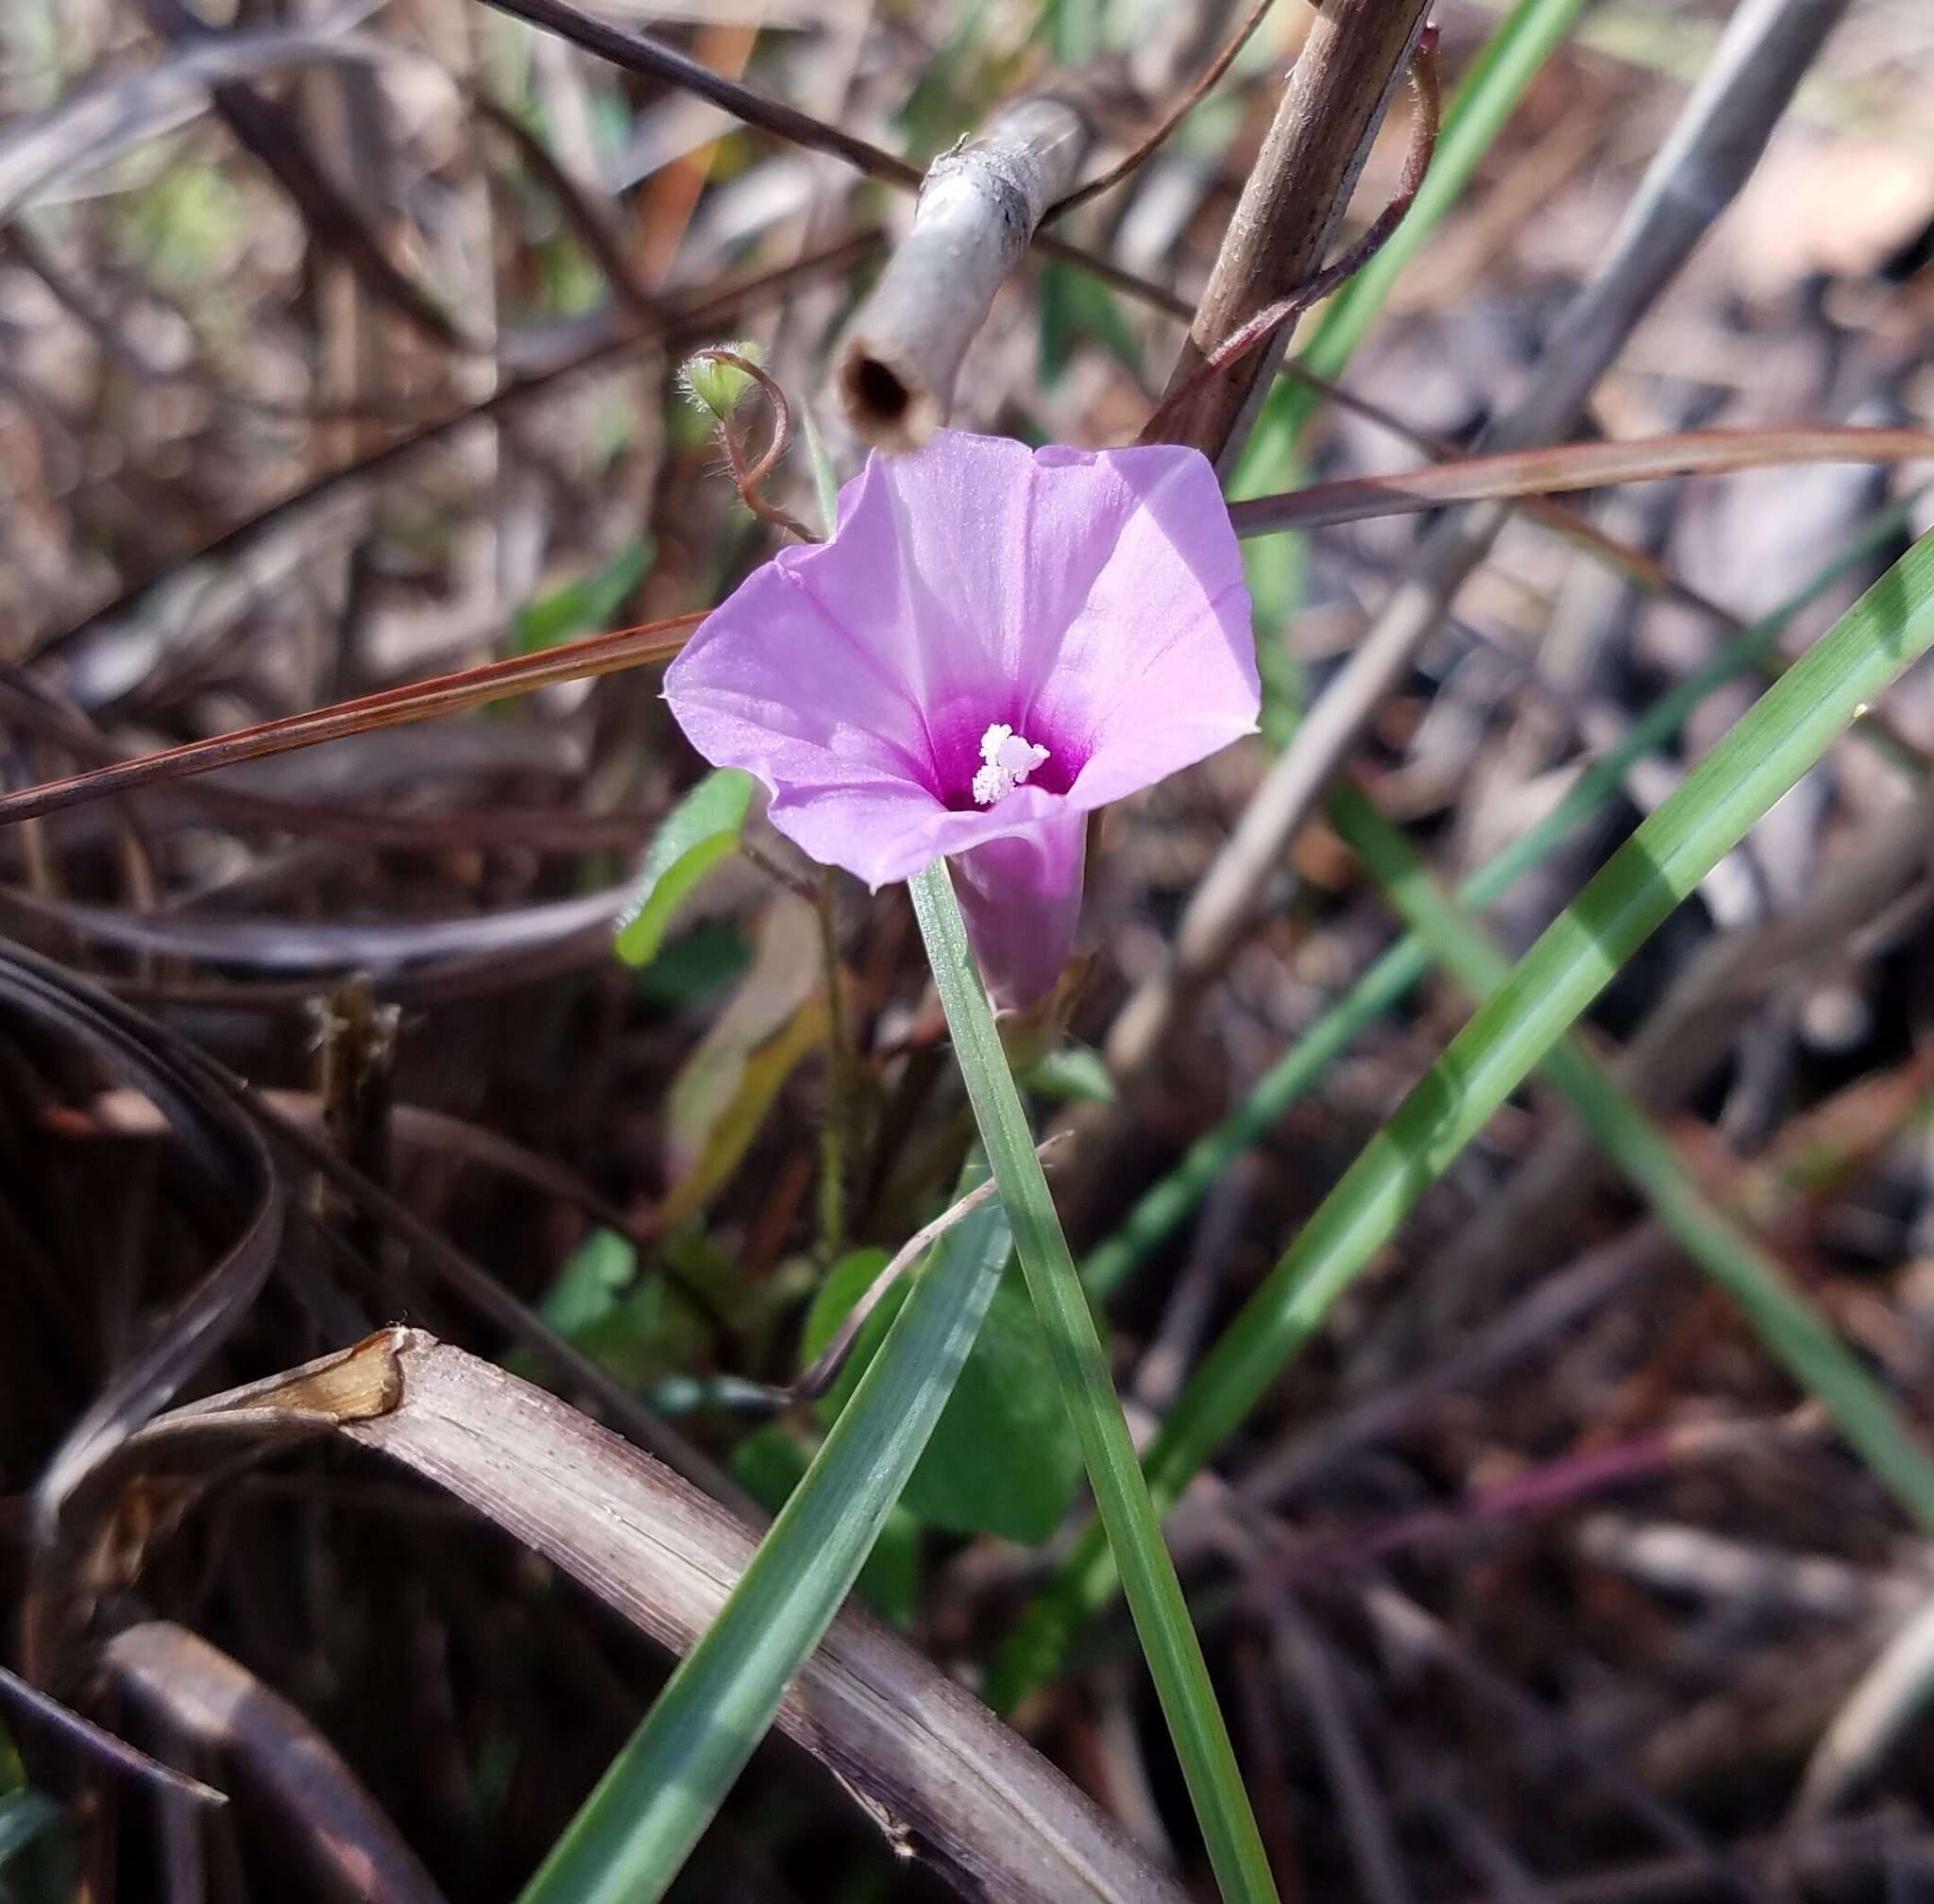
[1156,0,1434,466]
[0,613,704,827]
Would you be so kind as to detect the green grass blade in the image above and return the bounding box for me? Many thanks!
[993,524,1934,1710]
[1325,774,1934,1531]
[518,1175,1013,1904]
[908,858,1279,1904]
[1165,526,1934,1496]
[1234,0,1589,493]
[1081,501,1911,1300]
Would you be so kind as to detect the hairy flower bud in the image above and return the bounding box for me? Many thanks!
[677,342,763,421]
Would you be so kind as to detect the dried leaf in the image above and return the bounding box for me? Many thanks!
[658,894,827,1225]
[102,1624,446,1904]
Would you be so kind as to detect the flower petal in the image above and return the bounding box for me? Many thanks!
[952,814,1087,1009]
[662,427,1260,915]
[664,557,953,887]
[1034,447,1260,808]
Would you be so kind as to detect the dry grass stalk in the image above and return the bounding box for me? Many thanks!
[1156,0,1433,469]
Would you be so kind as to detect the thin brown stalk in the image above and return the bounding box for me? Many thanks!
[0,1663,227,1809]
[1154,0,1434,468]
[1229,426,1934,535]
[471,90,670,329]
[0,26,437,220]
[1106,0,1858,1080]
[476,0,922,189]
[101,1624,447,1904]
[28,224,874,670]
[128,0,477,351]
[794,1137,1066,1402]
[1140,31,1440,448]
[1265,1603,1415,1904]
[473,0,1200,347]
[0,614,701,827]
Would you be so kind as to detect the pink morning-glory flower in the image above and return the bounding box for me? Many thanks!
[664,429,1258,1007]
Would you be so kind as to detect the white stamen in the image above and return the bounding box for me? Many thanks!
[972,722,1051,806]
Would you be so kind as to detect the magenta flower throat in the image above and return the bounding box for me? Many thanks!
[664,429,1259,1007]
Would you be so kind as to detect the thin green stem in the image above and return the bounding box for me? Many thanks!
[908,858,1279,1904]
[815,865,850,1253]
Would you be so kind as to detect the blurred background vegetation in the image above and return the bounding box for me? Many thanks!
[4,0,1934,1898]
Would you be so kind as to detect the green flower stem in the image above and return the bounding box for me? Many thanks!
[992,524,1934,1711]
[908,858,1279,1904]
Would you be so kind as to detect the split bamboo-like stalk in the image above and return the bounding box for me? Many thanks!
[838,96,1089,450]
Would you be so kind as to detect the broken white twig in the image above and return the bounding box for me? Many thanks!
[838,97,1088,450]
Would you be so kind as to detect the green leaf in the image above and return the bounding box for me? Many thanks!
[632,921,751,1007]
[797,403,844,540]
[1325,774,1934,1530]
[1024,1043,1117,1105]
[908,859,1280,1904]
[539,1228,637,1337]
[0,1789,70,1898]
[1079,500,1916,1301]
[1038,261,1145,388]
[505,1230,704,1392]
[1247,515,1309,746]
[514,540,652,654]
[805,1249,1082,1544]
[517,1178,1013,1904]
[731,1423,920,1624]
[615,770,756,969]
[799,1247,891,1390]
[1044,0,1102,64]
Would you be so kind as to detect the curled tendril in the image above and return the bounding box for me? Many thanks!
[687,348,820,543]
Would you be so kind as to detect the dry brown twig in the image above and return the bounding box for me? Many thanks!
[1139,25,1441,450]
[0,23,443,221]
[794,1136,1067,1402]
[101,1624,448,1904]
[1153,0,1434,469]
